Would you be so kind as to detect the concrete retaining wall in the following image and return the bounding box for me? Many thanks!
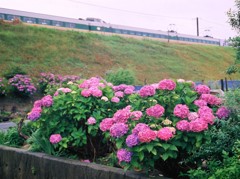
[0,145,167,179]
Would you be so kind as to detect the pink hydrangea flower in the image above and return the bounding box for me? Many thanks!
[200,94,222,105]
[132,123,150,134]
[138,129,157,143]
[90,87,102,97]
[216,106,230,119]
[188,112,199,121]
[115,91,124,98]
[189,119,208,132]
[158,79,176,91]
[87,117,96,125]
[124,88,134,95]
[117,149,132,163]
[195,84,210,94]
[99,118,115,131]
[130,111,143,120]
[173,104,189,119]
[194,99,207,107]
[139,85,156,97]
[110,123,128,138]
[58,88,72,93]
[49,134,62,144]
[33,100,42,108]
[198,106,213,115]
[176,120,190,131]
[81,89,91,97]
[113,106,131,123]
[146,104,165,118]
[157,127,174,141]
[111,97,120,103]
[41,95,53,107]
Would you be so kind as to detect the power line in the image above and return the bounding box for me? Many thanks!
[67,0,193,20]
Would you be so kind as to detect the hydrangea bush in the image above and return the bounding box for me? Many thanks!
[8,74,36,96]
[27,77,230,175]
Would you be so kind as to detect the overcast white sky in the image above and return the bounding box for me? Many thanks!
[0,0,238,39]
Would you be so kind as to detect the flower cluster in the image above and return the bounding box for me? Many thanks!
[9,74,36,95]
[200,94,222,106]
[158,79,176,91]
[49,134,62,144]
[139,85,156,97]
[28,95,53,121]
[87,117,96,125]
[110,123,129,138]
[117,149,132,163]
[54,87,72,96]
[173,104,189,119]
[216,106,230,119]
[126,134,139,147]
[146,104,165,118]
[195,84,210,94]
[157,127,174,141]
[138,129,157,143]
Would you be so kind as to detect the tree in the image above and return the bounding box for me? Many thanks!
[226,0,240,75]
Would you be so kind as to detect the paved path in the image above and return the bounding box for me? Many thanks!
[0,122,16,132]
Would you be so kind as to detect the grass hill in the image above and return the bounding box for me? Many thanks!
[0,22,239,84]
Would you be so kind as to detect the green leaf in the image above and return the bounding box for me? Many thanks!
[146,144,154,152]
[169,145,178,151]
[183,136,188,142]
[151,148,157,155]
[139,152,144,161]
[162,153,169,161]
[116,140,122,149]
[162,143,171,151]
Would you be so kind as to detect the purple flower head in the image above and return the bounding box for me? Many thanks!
[157,127,174,141]
[139,85,156,97]
[87,117,96,125]
[146,104,165,118]
[41,95,53,107]
[158,79,176,91]
[173,104,189,119]
[216,106,230,119]
[132,123,150,135]
[110,123,128,138]
[49,134,62,144]
[33,100,42,108]
[117,149,132,163]
[27,107,42,121]
[126,134,139,147]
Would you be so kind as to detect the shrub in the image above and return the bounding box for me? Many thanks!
[8,74,37,96]
[38,72,81,94]
[3,66,27,80]
[105,68,136,85]
[27,78,227,177]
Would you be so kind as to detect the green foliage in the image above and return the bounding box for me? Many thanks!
[227,0,240,33]
[105,68,136,85]
[0,131,5,144]
[3,122,35,147]
[3,66,27,79]
[225,88,240,115]
[187,140,240,179]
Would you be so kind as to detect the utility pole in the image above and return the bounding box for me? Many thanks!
[196,17,199,36]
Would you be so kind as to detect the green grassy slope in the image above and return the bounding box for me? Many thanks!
[0,23,239,84]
